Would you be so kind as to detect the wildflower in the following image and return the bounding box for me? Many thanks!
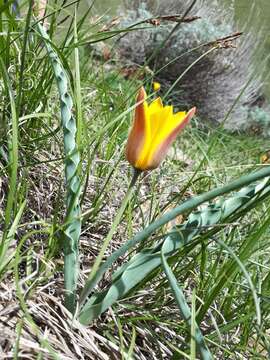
[153,81,161,91]
[126,87,196,171]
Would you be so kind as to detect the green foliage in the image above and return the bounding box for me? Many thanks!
[78,173,270,323]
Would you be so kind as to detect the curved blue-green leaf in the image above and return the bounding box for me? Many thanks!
[37,23,81,312]
[79,177,270,324]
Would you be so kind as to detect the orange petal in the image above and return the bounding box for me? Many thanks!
[147,107,196,169]
[126,87,148,167]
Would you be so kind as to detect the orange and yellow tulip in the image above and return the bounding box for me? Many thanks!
[126,87,196,171]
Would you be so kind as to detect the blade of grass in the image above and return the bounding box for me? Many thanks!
[197,213,270,324]
[14,231,63,359]
[191,289,197,360]
[215,237,261,326]
[0,58,19,234]
[84,168,141,296]
[161,250,212,360]
[127,326,136,360]
[74,6,82,150]
[0,200,26,276]
[16,0,35,114]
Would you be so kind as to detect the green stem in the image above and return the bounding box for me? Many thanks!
[16,0,34,114]
[79,168,141,306]
[0,58,18,233]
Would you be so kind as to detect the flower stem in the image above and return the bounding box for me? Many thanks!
[80,169,140,304]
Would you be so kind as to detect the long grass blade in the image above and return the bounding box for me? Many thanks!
[0,201,26,276]
[16,0,35,114]
[161,250,212,360]
[0,57,19,234]
[196,214,270,324]
[191,289,197,359]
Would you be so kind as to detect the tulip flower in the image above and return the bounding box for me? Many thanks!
[126,87,196,171]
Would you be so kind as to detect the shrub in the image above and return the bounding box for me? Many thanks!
[119,0,267,131]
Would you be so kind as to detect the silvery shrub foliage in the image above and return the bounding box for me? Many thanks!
[119,0,269,132]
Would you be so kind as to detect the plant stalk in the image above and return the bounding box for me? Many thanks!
[80,168,140,305]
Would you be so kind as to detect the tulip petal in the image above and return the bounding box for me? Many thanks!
[134,102,171,170]
[132,97,162,170]
[149,99,172,138]
[148,97,163,113]
[146,107,196,169]
[126,87,148,167]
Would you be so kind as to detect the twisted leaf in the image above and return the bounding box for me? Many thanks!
[37,23,81,312]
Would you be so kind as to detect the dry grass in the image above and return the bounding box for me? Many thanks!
[0,141,199,359]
